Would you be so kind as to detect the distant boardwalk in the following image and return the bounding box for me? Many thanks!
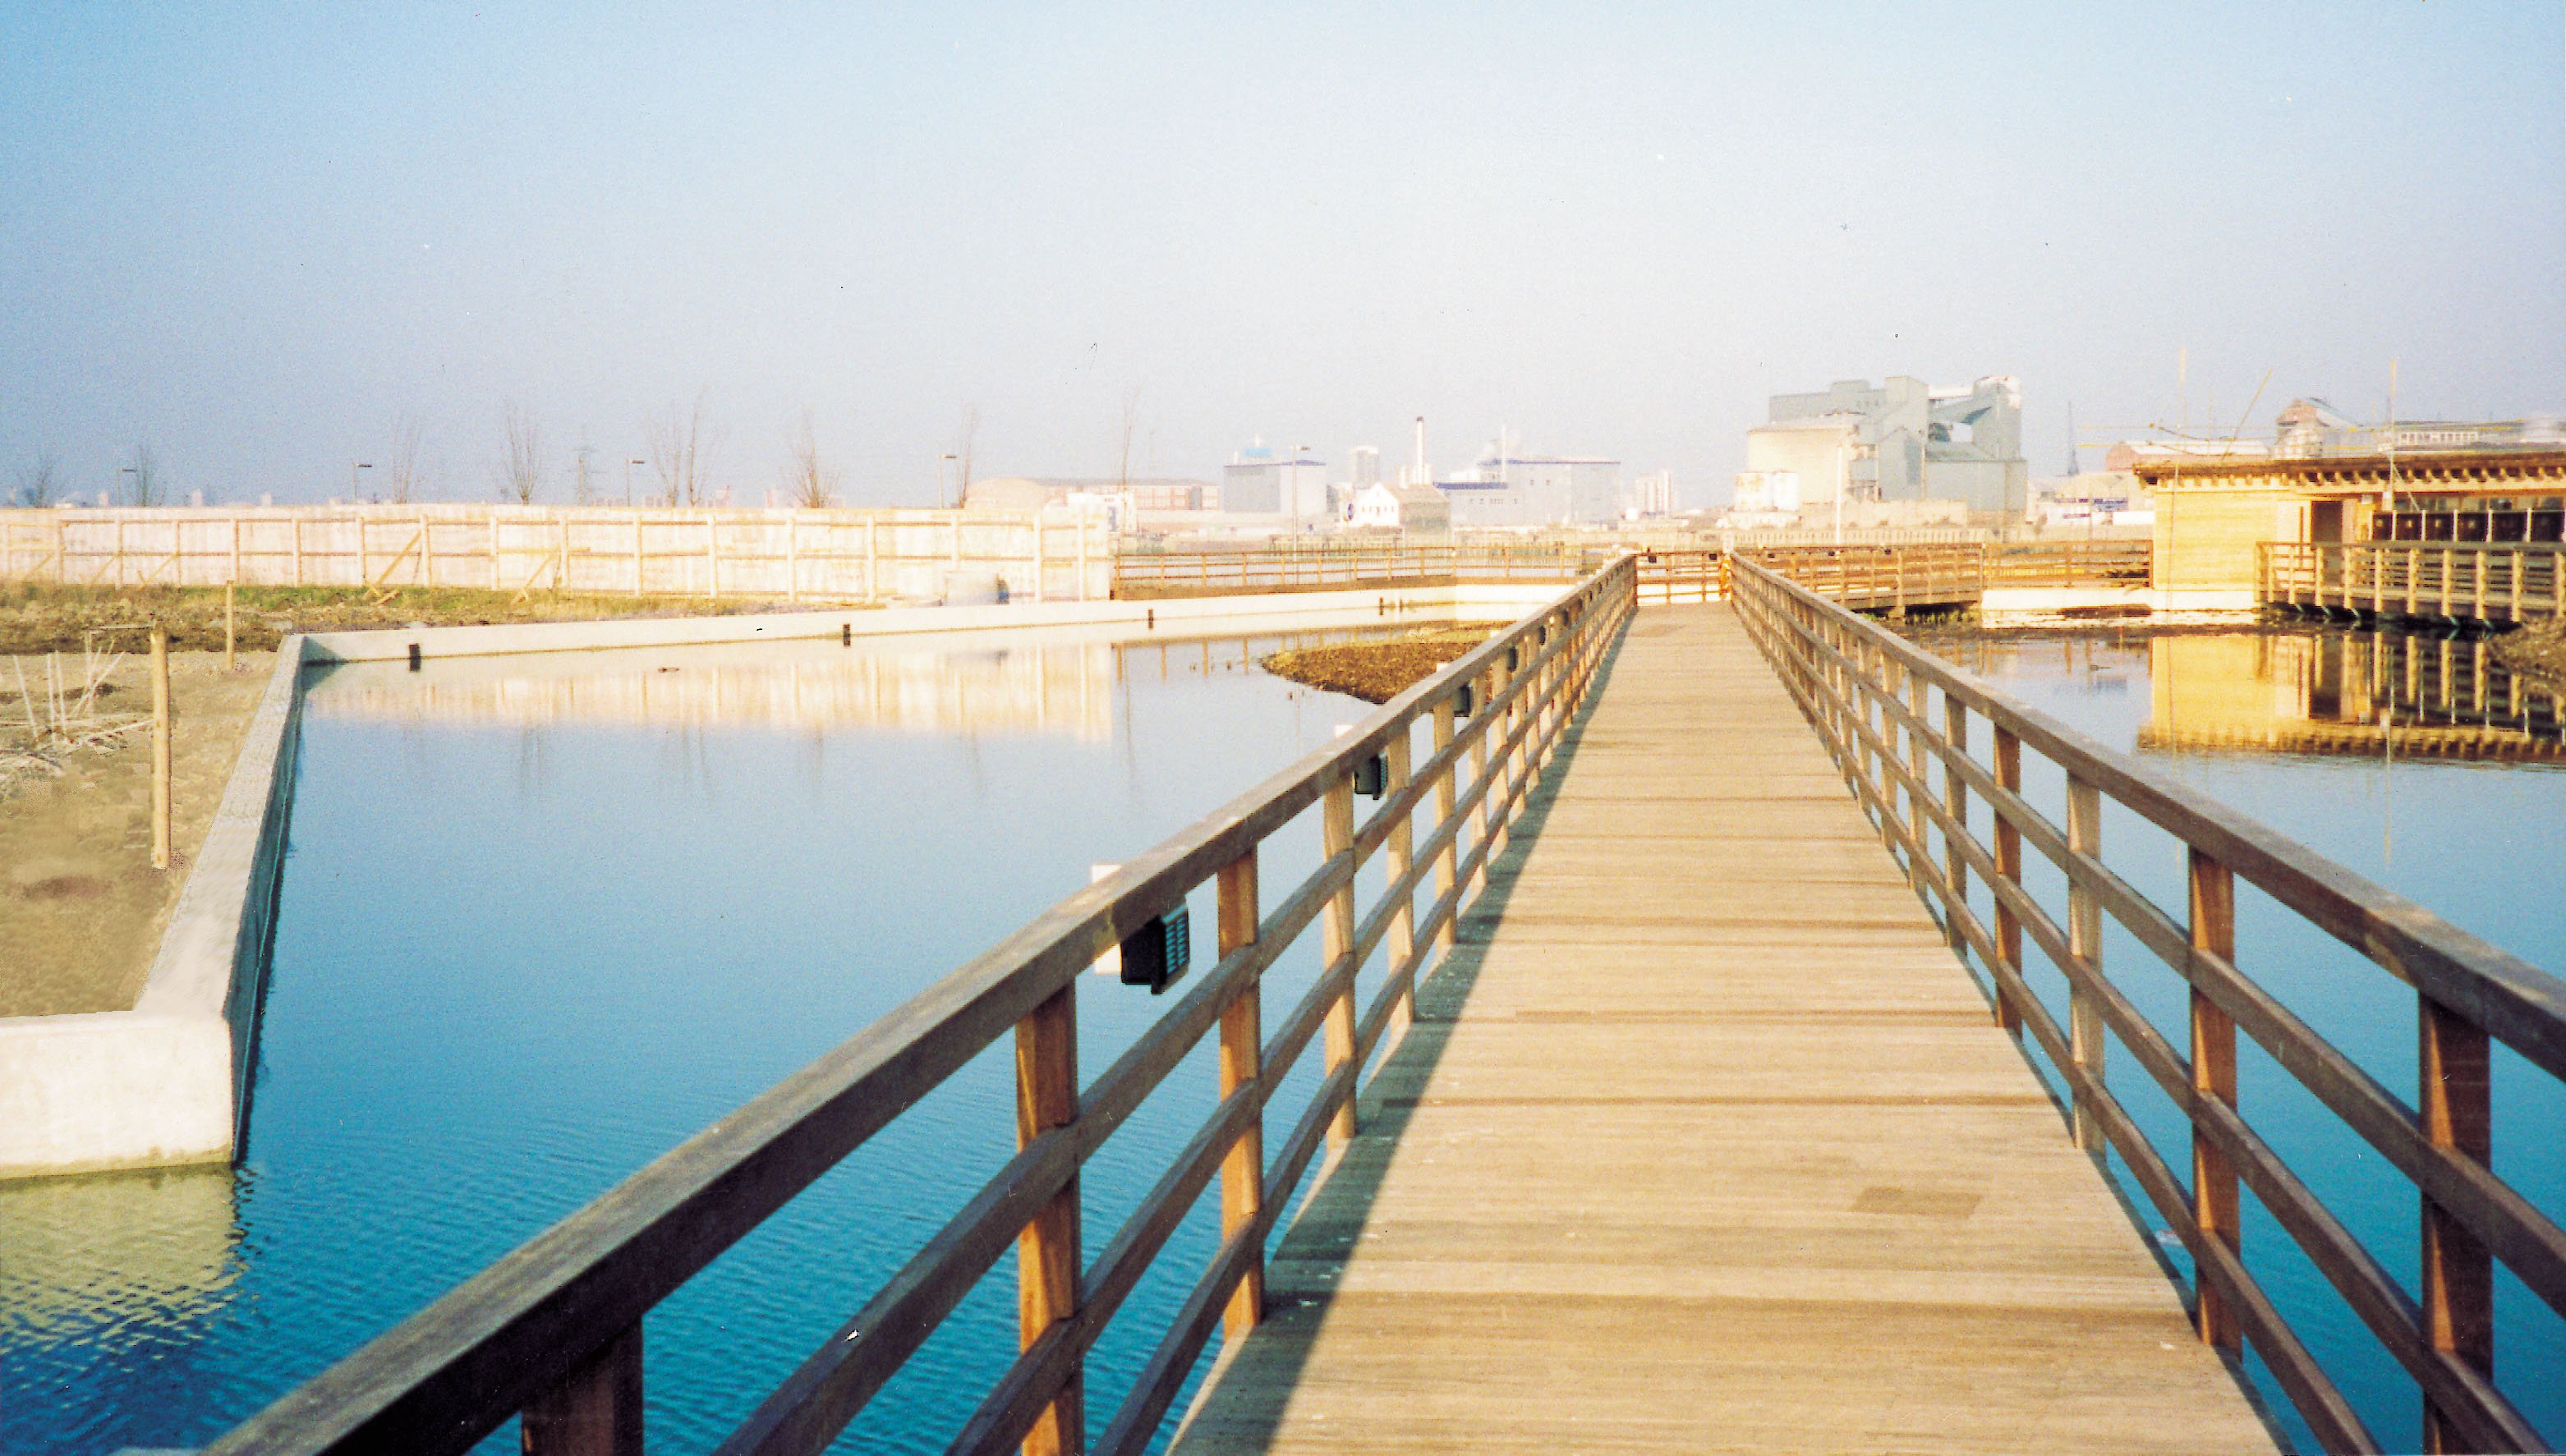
[1168,604,2275,1454]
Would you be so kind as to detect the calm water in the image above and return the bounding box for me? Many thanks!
[1,619,1442,1454]
[1911,621,2566,1453]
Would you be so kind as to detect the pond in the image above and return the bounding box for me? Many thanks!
[1904,617,2566,1453]
[0,617,1462,1455]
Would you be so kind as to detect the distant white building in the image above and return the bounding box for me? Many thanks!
[1630,470,1676,517]
[1221,439,1327,520]
[1349,482,1451,534]
[1347,446,1382,487]
[1758,376,2029,513]
[1432,436,1625,527]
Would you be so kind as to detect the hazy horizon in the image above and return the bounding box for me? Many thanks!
[3,3,2561,509]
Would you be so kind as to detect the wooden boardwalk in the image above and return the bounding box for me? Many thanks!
[1168,604,2279,1454]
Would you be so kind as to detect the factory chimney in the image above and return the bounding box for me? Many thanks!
[1410,416,1428,487]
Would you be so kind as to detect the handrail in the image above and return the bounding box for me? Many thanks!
[1731,557,2566,1454]
[2262,540,2566,624]
[208,558,1639,1456]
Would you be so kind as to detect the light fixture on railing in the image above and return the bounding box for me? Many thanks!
[1119,905,1191,994]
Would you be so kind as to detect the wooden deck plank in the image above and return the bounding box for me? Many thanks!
[1166,604,2279,1455]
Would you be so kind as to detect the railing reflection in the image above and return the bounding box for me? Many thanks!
[2140,631,2566,762]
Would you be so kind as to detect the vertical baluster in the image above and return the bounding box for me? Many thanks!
[2067,776,2107,1158]
[1016,983,1081,1454]
[2188,850,2241,1353]
[522,1325,644,1456]
[1432,696,1458,952]
[1322,774,1359,1149]
[1991,728,2025,1038]
[1941,697,1969,953]
[1217,852,1264,1340]
[1468,667,1494,898]
[1385,729,1416,1036]
[1487,652,1517,861]
[2419,994,2493,1454]
[1906,669,1929,891]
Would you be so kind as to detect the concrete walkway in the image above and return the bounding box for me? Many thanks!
[1168,604,2278,1454]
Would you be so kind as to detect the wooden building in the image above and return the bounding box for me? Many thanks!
[2132,448,2566,595]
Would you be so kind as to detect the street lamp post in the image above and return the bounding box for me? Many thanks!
[942,453,959,508]
[626,458,645,507]
[1292,444,1312,535]
[351,462,372,503]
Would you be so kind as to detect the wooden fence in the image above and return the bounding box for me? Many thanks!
[204,562,1636,1456]
[2263,541,2566,625]
[0,506,1111,604]
[1733,557,2566,1454]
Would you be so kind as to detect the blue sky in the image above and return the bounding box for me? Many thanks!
[2,2,2560,507]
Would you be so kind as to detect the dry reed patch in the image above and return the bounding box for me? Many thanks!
[1259,627,1497,705]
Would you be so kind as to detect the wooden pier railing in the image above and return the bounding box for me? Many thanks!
[2263,541,2566,625]
[205,560,1636,1456]
[1114,540,2128,611]
[1732,557,2566,1454]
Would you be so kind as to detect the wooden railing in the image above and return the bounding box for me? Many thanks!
[1731,558,2566,1454]
[1109,544,1621,596]
[1744,543,1988,613]
[1989,539,2152,588]
[206,560,1637,1456]
[2264,541,2566,625]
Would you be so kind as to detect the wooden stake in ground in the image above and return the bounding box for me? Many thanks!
[224,581,237,671]
[151,625,172,870]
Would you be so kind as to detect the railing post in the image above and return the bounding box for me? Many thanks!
[1941,696,1968,953]
[521,1323,643,1456]
[1468,667,1494,898]
[2187,849,2241,1354]
[2066,775,2106,1159]
[2419,993,2493,1454]
[1385,728,1416,1036]
[1432,696,1458,951]
[1991,728,2025,1038]
[1016,981,1082,1454]
[1322,774,1359,1150]
[1216,851,1265,1341]
[1906,668,1929,890]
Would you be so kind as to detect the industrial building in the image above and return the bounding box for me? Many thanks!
[1221,440,1328,520]
[1432,437,1625,528]
[1747,376,2030,516]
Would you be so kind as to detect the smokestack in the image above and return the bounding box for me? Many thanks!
[1412,416,1428,486]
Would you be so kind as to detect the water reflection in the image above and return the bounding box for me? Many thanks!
[301,623,1445,743]
[1929,627,2566,765]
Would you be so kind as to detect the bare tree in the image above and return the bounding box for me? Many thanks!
[11,450,57,508]
[127,442,161,507]
[386,416,425,504]
[783,408,839,508]
[953,403,979,508]
[494,401,545,504]
[1115,386,1143,492]
[646,393,720,506]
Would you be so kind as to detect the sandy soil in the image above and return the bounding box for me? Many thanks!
[0,652,277,1017]
[1260,627,1493,705]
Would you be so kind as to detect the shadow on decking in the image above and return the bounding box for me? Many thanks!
[1164,622,1634,1451]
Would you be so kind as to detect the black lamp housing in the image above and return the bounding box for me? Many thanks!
[1120,905,1192,994]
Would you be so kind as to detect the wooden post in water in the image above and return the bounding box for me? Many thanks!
[2066,775,2106,1158]
[2418,992,2493,1454]
[1322,774,1359,1149]
[1015,981,1082,1454]
[2188,849,2241,1353]
[1990,728,2024,1037]
[1217,850,1265,1341]
[149,626,172,870]
[520,1324,644,1456]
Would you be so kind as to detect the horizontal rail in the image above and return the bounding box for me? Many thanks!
[1732,557,2566,1454]
[209,554,1636,1456]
